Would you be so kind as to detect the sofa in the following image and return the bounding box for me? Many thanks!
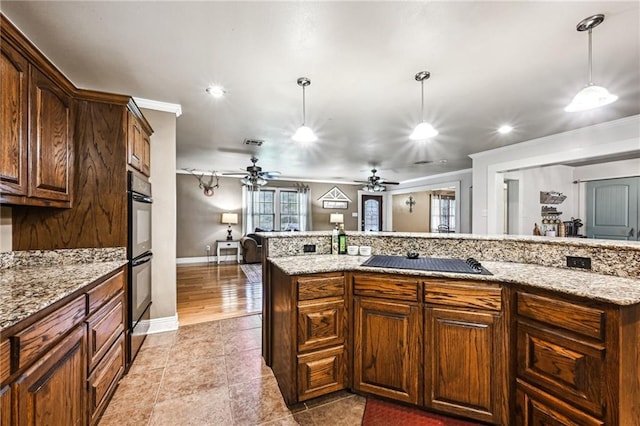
[240,233,263,264]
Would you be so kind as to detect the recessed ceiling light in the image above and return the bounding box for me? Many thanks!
[206,85,225,98]
[498,125,513,134]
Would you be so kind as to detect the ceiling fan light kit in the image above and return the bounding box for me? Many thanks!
[293,77,318,142]
[565,14,618,112]
[410,71,439,140]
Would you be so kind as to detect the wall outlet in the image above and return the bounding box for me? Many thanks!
[566,255,591,270]
[303,244,316,253]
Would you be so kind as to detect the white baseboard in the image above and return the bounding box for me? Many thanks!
[146,314,179,334]
[176,255,239,264]
[176,256,213,264]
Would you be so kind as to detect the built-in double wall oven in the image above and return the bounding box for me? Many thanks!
[128,171,152,364]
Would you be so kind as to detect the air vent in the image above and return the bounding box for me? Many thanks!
[244,139,264,146]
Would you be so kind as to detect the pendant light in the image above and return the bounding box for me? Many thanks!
[292,77,318,142]
[565,14,618,112]
[410,71,438,140]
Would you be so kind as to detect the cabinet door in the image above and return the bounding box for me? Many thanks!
[1,385,11,426]
[353,297,421,404]
[28,67,73,202]
[14,326,86,426]
[127,112,143,172]
[141,131,151,176]
[1,41,29,196]
[425,307,506,424]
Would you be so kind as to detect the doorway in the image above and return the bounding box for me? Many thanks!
[361,194,383,231]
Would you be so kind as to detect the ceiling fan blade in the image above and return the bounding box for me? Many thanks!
[221,172,248,177]
[260,171,281,178]
[379,180,400,185]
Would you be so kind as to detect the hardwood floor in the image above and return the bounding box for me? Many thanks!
[177,262,262,326]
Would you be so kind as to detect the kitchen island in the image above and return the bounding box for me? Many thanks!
[260,232,640,425]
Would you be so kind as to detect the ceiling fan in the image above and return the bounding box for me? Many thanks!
[223,156,281,186]
[356,168,400,192]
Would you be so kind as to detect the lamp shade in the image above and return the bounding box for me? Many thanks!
[564,85,618,112]
[221,213,238,225]
[292,125,318,142]
[329,213,344,224]
[409,122,439,140]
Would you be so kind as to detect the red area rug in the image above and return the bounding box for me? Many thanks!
[362,398,483,426]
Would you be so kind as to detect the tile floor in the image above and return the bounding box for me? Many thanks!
[99,314,365,426]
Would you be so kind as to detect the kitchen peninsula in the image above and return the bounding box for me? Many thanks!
[260,232,640,425]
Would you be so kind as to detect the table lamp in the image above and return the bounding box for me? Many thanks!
[221,213,239,240]
[329,213,344,230]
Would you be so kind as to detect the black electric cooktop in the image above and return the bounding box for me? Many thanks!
[361,255,492,275]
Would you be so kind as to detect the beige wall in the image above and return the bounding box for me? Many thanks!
[392,191,431,232]
[176,174,243,258]
[144,108,177,321]
[0,206,12,252]
[176,178,361,258]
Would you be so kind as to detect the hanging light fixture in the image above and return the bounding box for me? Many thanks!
[410,71,438,140]
[565,14,618,112]
[292,77,318,142]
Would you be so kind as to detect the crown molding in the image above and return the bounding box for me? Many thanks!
[133,97,182,117]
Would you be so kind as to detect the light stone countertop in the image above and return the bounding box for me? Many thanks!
[0,261,128,332]
[267,254,640,306]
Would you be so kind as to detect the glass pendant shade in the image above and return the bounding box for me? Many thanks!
[410,122,439,140]
[292,125,318,142]
[564,84,618,112]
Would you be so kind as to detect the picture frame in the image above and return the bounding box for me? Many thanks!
[323,200,348,209]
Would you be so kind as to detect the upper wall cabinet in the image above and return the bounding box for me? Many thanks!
[1,16,74,208]
[127,108,152,177]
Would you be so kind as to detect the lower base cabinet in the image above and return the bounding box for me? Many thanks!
[14,326,86,426]
[88,334,125,425]
[297,345,345,401]
[1,385,11,425]
[353,297,421,404]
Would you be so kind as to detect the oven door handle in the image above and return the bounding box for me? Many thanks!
[132,193,153,203]
[132,253,153,266]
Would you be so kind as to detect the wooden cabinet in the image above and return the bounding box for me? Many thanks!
[352,274,421,404]
[127,109,152,177]
[424,279,507,424]
[269,266,347,405]
[1,267,126,426]
[0,17,74,208]
[515,290,640,425]
[1,385,11,426]
[0,40,29,197]
[14,325,86,426]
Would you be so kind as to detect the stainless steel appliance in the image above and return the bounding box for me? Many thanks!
[128,171,152,364]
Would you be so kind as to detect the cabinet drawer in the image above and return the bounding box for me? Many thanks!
[297,300,345,353]
[297,345,345,401]
[517,321,605,417]
[87,293,124,371]
[13,295,86,370]
[516,380,604,426]
[87,270,124,315]
[424,279,502,311]
[88,333,125,425]
[353,275,419,301]
[0,339,9,383]
[218,241,238,249]
[517,292,605,341]
[297,274,344,301]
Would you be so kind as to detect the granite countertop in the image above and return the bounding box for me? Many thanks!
[268,255,640,306]
[0,259,127,332]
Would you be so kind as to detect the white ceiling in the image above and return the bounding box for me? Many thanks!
[3,1,639,184]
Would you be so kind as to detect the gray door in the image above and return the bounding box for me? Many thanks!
[586,177,639,240]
